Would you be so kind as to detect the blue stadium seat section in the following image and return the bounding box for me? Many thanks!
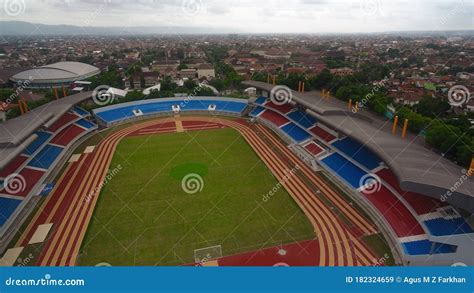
[0,197,22,226]
[332,137,382,170]
[24,131,52,156]
[96,99,248,123]
[211,100,247,113]
[402,240,457,255]
[27,144,64,170]
[249,106,265,117]
[75,119,96,129]
[95,106,136,123]
[287,110,317,128]
[321,153,368,189]
[254,97,267,105]
[281,123,311,142]
[424,218,474,236]
[73,106,90,117]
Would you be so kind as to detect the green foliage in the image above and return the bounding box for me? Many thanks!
[0,89,15,102]
[147,89,161,99]
[88,66,124,89]
[160,76,178,92]
[183,79,196,90]
[250,71,268,82]
[124,90,145,101]
[209,79,225,91]
[322,56,348,69]
[307,69,333,89]
[276,73,306,91]
[414,95,450,118]
[396,106,432,133]
[177,64,188,70]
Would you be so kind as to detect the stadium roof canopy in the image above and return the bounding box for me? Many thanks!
[0,91,93,169]
[243,81,474,213]
[10,62,100,87]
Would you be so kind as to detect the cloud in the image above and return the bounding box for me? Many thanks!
[0,0,472,33]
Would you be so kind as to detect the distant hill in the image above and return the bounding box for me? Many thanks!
[0,21,472,36]
[0,21,233,36]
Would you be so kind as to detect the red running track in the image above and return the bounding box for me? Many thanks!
[189,239,320,266]
[16,155,92,246]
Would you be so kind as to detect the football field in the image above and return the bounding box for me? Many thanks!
[79,127,314,266]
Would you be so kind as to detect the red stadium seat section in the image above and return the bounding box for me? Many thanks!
[362,185,425,237]
[376,169,445,215]
[47,112,79,133]
[308,125,336,142]
[260,110,290,127]
[50,124,86,147]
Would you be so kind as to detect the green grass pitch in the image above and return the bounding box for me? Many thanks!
[79,127,314,266]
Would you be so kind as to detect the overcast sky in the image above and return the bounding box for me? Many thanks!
[0,0,473,33]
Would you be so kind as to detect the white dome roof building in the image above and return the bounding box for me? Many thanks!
[11,61,100,89]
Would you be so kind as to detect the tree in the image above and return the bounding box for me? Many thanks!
[124,90,144,101]
[414,95,450,118]
[308,69,333,89]
[147,89,161,99]
[160,76,177,92]
[184,79,196,90]
[178,64,188,70]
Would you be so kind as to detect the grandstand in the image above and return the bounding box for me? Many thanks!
[93,97,248,126]
[0,92,97,252]
[245,83,474,266]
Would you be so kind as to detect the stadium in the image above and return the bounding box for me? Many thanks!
[9,62,100,89]
[0,81,473,267]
